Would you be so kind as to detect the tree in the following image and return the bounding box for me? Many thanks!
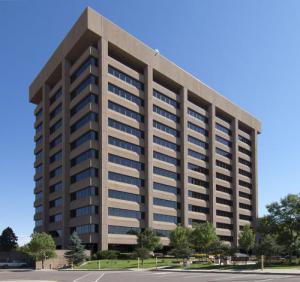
[135,229,162,265]
[239,225,256,255]
[256,234,282,259]
[266,194,300,258]
[169,226,193,261]
[0,227,18,251]
[190,222,219,254]
[64,233,86,266]
[27,232,56,269]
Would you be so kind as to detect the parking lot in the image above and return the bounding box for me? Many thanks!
[0,270,300,282]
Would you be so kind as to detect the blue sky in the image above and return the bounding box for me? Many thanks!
[0,0,299,245]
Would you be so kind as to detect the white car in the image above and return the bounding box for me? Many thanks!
[0,261,27,268]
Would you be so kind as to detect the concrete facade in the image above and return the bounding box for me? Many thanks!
[30,7,261,251]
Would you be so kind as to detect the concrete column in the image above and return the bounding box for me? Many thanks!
[42,84,50,233]
[144,65,153,229]
[232,118,240,246]
[98,37,108,250]
[251,130,258,229]
[208,105,216,227]
[180,87,188,226]
[62,59,71,248]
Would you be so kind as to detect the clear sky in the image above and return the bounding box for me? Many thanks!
[0,0,299,245]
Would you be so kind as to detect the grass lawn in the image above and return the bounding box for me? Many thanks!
[76,258,177,269]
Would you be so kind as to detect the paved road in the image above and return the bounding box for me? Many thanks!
[0,270,299,282]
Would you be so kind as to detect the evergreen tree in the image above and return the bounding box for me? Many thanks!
[64,233,86,266]
[0,227,18,251]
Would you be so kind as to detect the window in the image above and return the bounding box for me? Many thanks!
[35,123,43,134]
[108,136,144,154]
[49,230,62,238]
[35,109,43,120]
[216,135,232,147]
[153,136,180,152]
[50,119,62,134]
[219,235,233,242]
[188,163,209,175]
[49,198,62,208]
[71,224,98,235]
[71,75,98,100]
[153,90,179,109]
[188,204,209,214]
[108,207,144,219]
[153,213,180,224]
[154,229,171,237]
[153,167,180,180]
[188,135,208,149]
[50,104,62,119]
[49,213,62,223]
[239,180,252,189]
[216,210,233,218]
[153,121,179,137]
[71,186,98,201]
[188,122,208,136]
[239,146,252,157]
[216,147,232,159]
[70,168,98,184]
[50,135,62,149]
[71,56,98,83]
[239,203,252,211]
[35,219,43,227]
[108,189,144,203]
[153,105,180,123]
[50,166,62,178]
[71,94,98,116]
[108,100,144,122]
[108,65,143,90]
[188,190,209,201]
[217,222,233,230]
[50,89,62,105]
[188,108,208,123]
[239,214,252,221]
[108,154,144,170]
[108,118,144,138]
[153,182,180,195]
[189,218,205,226]
[188,177,209,188]
[153,151,180,166]
[216,172,232,183]
[239,191,252,200]
[36,136,43,147]
[71,149,98,167]
[50,182,63,193]
[239,157,252,168]
[71,205,98,217]
[188,149,208,162]
[238,135,251,146]
[35,178,43,188]
[239,169,252,178]
[216,160,232,171]
[108,171,144,187]
[216,185,232,195]
[108,225,140,235]
[35,192,43,200]
[70,112,97,133]
[71,131,98,150]
[35,164,43,174]
[35,205,43,214]
[215,123,231,136]
[108,83,144,106]
[216,113,231,125]
[50,151,62,163]
[216,197,233,206]
[153,198,180,209]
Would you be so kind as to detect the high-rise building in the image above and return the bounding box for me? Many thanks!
[30,7,261,251]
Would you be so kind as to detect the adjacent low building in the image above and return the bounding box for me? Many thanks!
[30,7,261,252]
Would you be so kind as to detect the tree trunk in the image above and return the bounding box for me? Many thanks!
[42,259,44,269]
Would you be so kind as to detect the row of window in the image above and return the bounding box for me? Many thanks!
[188,163,209,175]
[49,213,62,223]
[153,182,180,195]
[153,90,179,109]
[70,112,97,133]
[216,135,232,147]
[216,123,231,136]
[188,108,208,123]
[71,167,98,184]
[153,120,179,137]
[154,213,180,224]
[109,136,144,154]
[70,224,98,235]
[108,100,144,122]
[50,150,62,164]
[216,147,232,159]
[50,89,62,105]
[71,149,98,167]
[50,166,62,179]
[50,104,62,120]
[71,56,98,83]
[71,131,98,150]
[216,172,232,183]
[153,136,180,152]
[108,207,144,219]
[108,153,144,170]
[188,190,209,201]
[108,83,144,106]
[50,119,62,134]
[109,118,144,138]
[71,205,98,218]
[71,93,98,117]
[189,204,209,214]
[108,189,144,203]
[188,149,208,162]
[188,135,208,149]
[71,75,97,100]
[108,171,144,187]
[153,151,180,166]
[71,186,98,201]
[216,160,232,171]
[153,166,180,180]
[216,197,233,206]
[153,105,180,123]
[188,122,208,136]
[153,198,180,209]
[188,177,209,188]
[50,182,63,194]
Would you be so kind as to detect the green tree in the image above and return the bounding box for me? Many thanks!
[256,234,282,259]
[136,229,162,265]
[169,226,193,261]
[0,227,18,251]
[266,194,300,258]
[64,233,86,266]
[27,232,56,269]
[190,222,219,254]
[239,225,256,255]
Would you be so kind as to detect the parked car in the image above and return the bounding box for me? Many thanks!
[0,260,27,269]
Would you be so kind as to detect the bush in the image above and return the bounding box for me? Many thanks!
[95,250,120,260]
[118,252,137,260]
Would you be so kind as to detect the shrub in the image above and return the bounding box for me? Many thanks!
[118,252,136,260]
[96,250,120,260]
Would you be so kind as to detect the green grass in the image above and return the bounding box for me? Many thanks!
[76,258,177,270]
